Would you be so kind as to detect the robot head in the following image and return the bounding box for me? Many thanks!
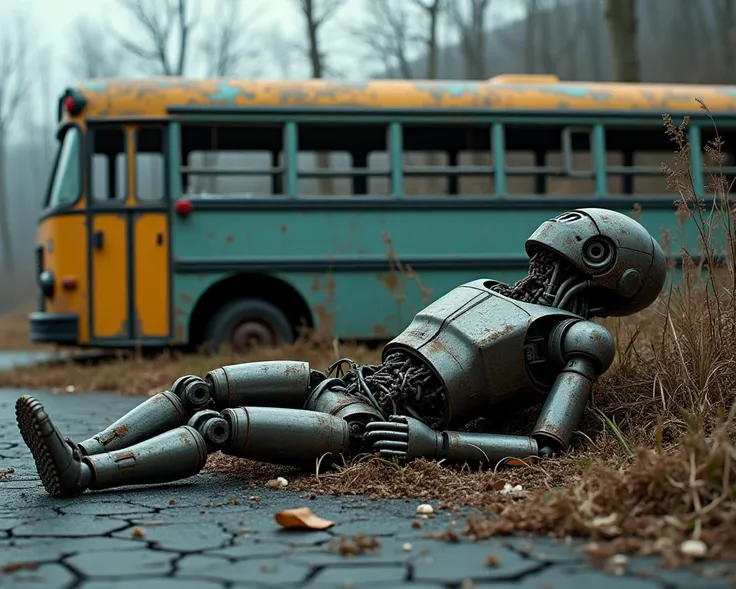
[525,208,666,317]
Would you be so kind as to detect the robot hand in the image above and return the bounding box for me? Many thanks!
[364,415,442,461]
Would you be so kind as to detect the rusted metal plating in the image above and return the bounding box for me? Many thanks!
[16,208,665,497]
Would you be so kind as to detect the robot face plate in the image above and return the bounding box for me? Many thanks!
[525,208,666,316]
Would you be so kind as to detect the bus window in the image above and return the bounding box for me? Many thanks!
[136,126,166,202]
[504,125,595,196]
[181,124,284,197]
[46,126,82,209]
[90,127,127,202]
[604,127,674,195]
[297,124,390,197]
[401,124,493,196]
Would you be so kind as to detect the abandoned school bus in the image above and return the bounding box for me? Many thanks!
[30,74,736,351]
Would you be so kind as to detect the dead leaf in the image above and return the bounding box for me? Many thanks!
[274,507,334,530]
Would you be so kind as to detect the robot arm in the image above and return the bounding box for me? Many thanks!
[531,318,615,456]
[365,416,539,468]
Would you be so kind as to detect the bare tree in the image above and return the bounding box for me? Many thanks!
[69,17,127,79]
[295,0,345,79]
[0,15,31,274]
[267,25,299,79]
[411,0,444,79]
[450,0,493,79]
[294,0,346,196]
[605,0,641,82]
[112,0,201,76]
[200,0,261,78]
[354,0,415,78]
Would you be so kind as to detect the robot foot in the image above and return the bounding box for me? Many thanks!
[15,396,91,497]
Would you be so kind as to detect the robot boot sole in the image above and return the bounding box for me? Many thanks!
[15,396,91,497]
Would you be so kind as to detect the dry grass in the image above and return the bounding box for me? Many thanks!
[1,105,735,569]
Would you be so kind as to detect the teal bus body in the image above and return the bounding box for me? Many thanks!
[166,114,721,343]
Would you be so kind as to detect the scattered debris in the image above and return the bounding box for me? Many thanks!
[267,477,288,489]
[417,504,434,515]
[485,555,499,568]
[329,534,381,556]
[499,483,525,497]
[65,385,75,393]
[0,466,15,482]
[604,554,629,576]
[131,528,146,538]
[228,497,240,505]
[168,498,177,505]
[680,539,708,559]
[274,507,334,530]
[1,562,39,573]
[402,542,413,551]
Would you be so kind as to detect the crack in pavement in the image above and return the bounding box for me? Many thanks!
[1,389,734,589]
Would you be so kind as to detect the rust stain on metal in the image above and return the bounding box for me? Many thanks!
[480,323,515,344]
[206,232,215,238]
[68,78,736,120]
[377,271,399,293]
[226,235,234,244]
[113,425,130,437]
[280,225,288,234]
[311,275,321,292]
[180,293,192,304]
[174,307,187,317]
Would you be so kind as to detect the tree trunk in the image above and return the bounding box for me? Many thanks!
[0,136,15,275]
[605,0,641,82]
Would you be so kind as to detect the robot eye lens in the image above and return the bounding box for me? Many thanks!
[582,237,615,270]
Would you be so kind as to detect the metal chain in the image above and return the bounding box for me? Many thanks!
[487,250,558,304]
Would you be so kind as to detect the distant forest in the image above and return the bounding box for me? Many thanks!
[1,0,733,312]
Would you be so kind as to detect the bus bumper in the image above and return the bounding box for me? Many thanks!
[29,312,78,344]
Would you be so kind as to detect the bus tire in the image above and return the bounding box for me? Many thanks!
[204,298,294,353]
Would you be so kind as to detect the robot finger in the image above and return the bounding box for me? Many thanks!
[364,429,408,442]
[376,449,407,458]
[373,440,409,452]
[388,415,409,424]
[365,421,409,433]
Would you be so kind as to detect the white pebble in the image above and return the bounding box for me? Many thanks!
[680,539,708,558]
[499,483,524,496]
[65,385,75,393]
[402,542,412,551]
[610,554,629,565]
[416,504,434,515]
[276,477,288,487]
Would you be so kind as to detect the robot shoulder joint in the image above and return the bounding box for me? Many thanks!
[556,319,615,372]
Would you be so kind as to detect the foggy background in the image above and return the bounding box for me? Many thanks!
[0,0,731,314]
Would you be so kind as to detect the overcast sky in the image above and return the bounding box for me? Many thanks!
[1,0,523,140]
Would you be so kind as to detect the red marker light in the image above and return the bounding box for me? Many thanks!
[175,199,194,217]
[64,95,75,113]
[61,277,78,291]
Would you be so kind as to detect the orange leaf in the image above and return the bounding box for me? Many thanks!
[274,507,335,530]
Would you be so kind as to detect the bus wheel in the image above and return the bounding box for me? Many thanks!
[205,299,294,353]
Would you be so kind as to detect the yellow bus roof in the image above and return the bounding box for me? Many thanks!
[69,76,736,118]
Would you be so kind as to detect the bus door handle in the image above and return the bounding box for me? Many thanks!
[93,230,104,250]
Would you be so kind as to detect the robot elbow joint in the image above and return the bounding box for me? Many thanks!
[562,321,615,372]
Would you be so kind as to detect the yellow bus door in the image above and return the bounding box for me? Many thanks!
[132,125,170,342]
[89,125,132,342]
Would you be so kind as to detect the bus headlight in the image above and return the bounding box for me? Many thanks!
[39,270,55,298]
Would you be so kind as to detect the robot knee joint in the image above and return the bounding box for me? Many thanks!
[188,410,230,451]
[171,375,213,411]
[562,320,615,372]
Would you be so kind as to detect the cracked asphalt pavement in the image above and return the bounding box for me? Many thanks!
[0,389,734,589]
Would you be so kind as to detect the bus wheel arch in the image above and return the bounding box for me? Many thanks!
[188,274,313,352]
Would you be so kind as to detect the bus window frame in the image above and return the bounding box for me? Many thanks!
[133,123,170,206]
[87,123,129,207]
[43,123,84,212]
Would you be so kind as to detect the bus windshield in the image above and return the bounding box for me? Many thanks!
[46,127,81,209]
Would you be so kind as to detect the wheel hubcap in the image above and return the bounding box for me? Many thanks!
[230,319,279,352]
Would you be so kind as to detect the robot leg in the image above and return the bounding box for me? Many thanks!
[76,361,318,456]
[17,394,226,497]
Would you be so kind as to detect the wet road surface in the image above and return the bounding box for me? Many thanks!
[0,389,733,589]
